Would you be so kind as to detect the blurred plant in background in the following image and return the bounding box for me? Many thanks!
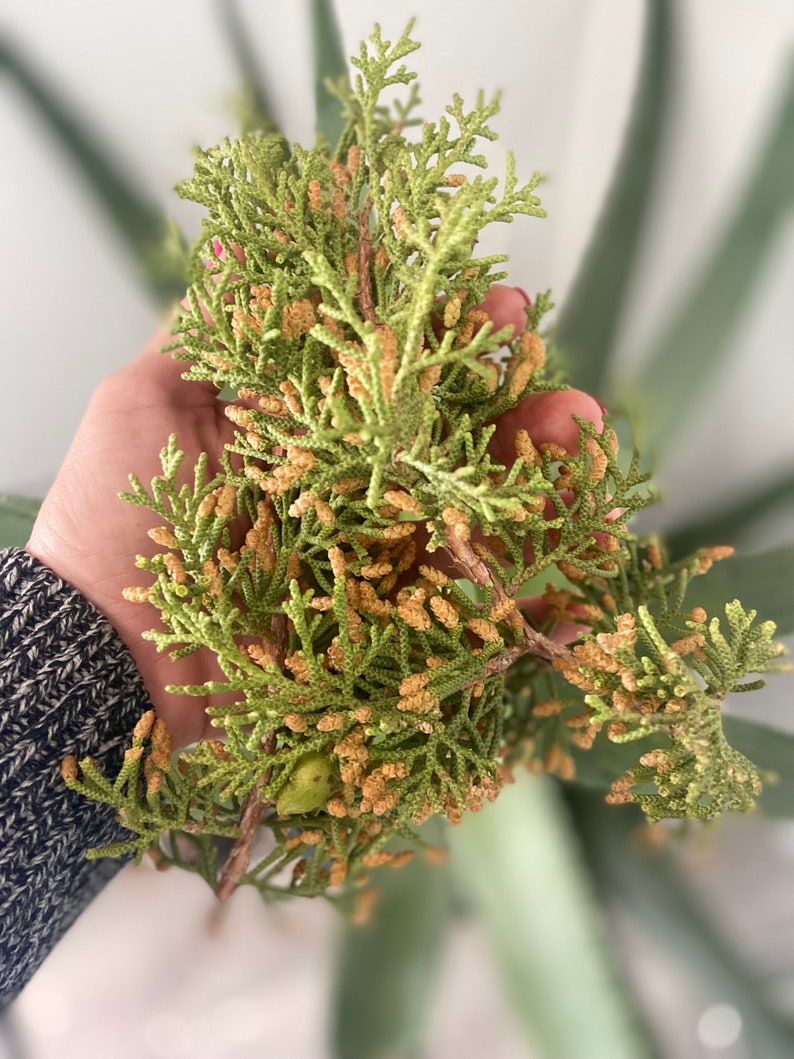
[1,2,793,1057]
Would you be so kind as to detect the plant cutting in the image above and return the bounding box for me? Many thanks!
[60,22,785,909]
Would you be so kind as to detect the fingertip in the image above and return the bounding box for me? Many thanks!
[479,284,531,337]
[137,322,179,359]
[518,595,588,645]
[524,389,604,446]
[490,389,604,465]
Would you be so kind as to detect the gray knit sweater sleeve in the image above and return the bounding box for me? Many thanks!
[0,547,152,1006]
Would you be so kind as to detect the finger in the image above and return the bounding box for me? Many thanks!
[518,594,589,644]
[186,239,247,327]
[127,318,222,408]
[478,283,531,337]
[414,390,606,576]
[488,388,604,468]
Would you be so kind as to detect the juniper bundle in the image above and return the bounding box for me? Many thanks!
[64,23,784,905]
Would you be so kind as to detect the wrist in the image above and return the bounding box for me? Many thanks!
[25,532,211,748]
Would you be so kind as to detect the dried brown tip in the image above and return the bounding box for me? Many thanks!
[61,755,78,781]
[133,710,156,741]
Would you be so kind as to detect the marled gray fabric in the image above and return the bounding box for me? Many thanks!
[0,548,150,1006]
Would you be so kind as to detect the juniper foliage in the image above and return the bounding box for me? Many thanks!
[64,23,784,902]
[503,540,785,821]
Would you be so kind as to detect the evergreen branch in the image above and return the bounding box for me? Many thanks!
[61,23,785,902]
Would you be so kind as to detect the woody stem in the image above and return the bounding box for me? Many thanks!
[216,613,287,901]
[442,529,571,666]
[357,196,377,325]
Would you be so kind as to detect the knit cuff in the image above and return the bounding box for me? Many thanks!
[0,547,152,1005]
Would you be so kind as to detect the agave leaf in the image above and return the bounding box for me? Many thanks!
[572,718,794,818]
[311,0,348,148]
[556,0,674,397]
[214,0,280,134]
[693,544,794,636]
[572,728,662,794]
[567,788,794,1059]
[0,36,185,304]
[630,61,794,454]
[330,831,452,1059]
[450,773,652,1059]
[723,717,794,818]
[0,495,41,549]
[666,471,794,559]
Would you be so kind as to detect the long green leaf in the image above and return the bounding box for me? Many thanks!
[724,716,794,817]
[566,788,794,1059]
[572,728,661,794]
[449,773,652,1059]
[572,717,794,818]
[330,836,452,1059]
[311,0,348,148]
[691,544,794,636]
[0,37,185,303]
[0,495,41,549]
[666,471,794,558]
[631,60,794,453]
[556,0,674,397]
[214,0,280,135]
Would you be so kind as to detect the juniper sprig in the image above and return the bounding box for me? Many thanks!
[63,22,784,904]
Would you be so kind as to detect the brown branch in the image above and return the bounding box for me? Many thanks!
[216,731,277,902]
[271,611,287,668]
[468,644,536,684]
[215,772,269,902]
[216,731,277,901]
[443,528,571,665]
[216,612,288,900]
[357,196,377,324]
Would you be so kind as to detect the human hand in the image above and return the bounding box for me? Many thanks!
[439,283,606,642]
[26,326,234,747]
[26,287,604,748]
